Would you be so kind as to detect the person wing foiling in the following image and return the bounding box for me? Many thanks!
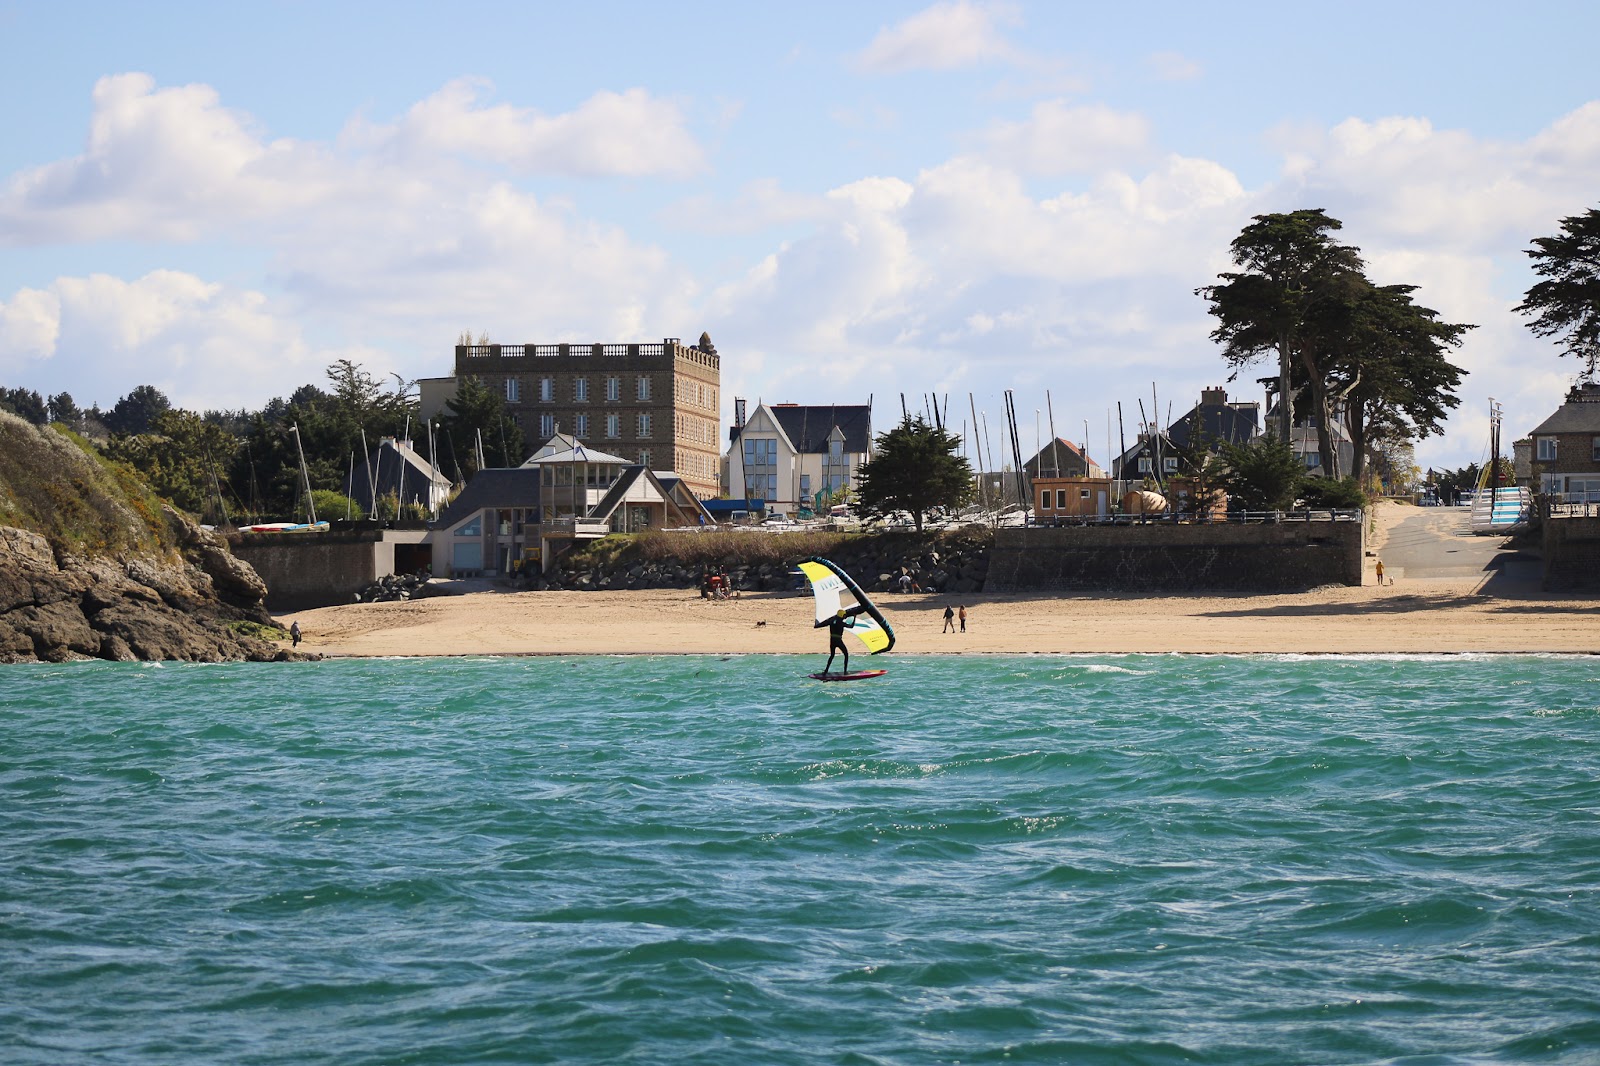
[799,557,895,676]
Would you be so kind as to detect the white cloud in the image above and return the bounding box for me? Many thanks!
[0,270,319,410]
[855,1,1023,73]
[1147,51,1202,82]
[361,78,705,178]
[0,73,708,248]
[0,287,60,361]
[982,100,1152,175]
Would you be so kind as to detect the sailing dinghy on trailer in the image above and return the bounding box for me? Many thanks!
[798,557,894,681]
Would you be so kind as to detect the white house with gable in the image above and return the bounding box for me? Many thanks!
[725,400,873,517]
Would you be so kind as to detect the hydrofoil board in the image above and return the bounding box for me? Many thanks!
[808,669,887,682]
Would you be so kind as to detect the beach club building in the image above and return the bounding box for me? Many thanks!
[429,433,712,578]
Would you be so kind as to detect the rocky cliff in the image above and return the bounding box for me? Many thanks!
[0,411,309,664]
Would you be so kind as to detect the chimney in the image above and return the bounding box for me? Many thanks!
[1200,386,1227,406]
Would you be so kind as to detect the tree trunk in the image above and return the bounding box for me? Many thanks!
[1276,331,1295,445]
[1347,397,1368,485]
[1294,347,1337,477]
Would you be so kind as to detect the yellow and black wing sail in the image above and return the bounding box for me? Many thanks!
[798,557,895,655]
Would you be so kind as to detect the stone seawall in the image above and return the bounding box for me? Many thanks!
[1542,516,1600,591]
[230,531,384,610]
[987,518,1365,592]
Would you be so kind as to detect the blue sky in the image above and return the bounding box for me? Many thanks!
[3,1,1598,470]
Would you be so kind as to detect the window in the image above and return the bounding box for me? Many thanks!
[574,414,589,438]
[637,375,652,401]
[1592,436,1600,461]
[539,377,553,402]
[504,377,520,403]
[574,377,589,403]
[1163,457,1179,473]
[638,450,651,468]
[1056,489,1069,509]
[743,437,777,466]
[638,413,652,438]
[606,413,620,438]
[1304,453,1321,469]
[456,517,481,537]
[539,413,554,438]
[1138,457,1152,474]
[1538,437,1558,461]
[1041,490,1052,511]
[800,474,810,497]
[606,376,620,401]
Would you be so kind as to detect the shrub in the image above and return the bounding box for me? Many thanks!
[1299,476,1368,509]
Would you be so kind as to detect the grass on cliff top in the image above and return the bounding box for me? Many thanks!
[0,410,179,557]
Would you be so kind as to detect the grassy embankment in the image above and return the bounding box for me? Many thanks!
[0,410,178,557]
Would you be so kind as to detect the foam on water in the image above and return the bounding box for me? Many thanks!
[3,654,1599,1064]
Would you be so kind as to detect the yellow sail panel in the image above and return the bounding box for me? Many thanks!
[799,557,896,655]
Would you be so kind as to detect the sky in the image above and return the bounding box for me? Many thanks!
[2,0,1598,472]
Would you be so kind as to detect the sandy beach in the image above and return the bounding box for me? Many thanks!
[280,504,1600,658]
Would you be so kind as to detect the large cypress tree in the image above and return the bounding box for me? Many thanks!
[855,416,973,532]
[1517,206,1600,377]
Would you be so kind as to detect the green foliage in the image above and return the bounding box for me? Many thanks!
[1517,206,1600,376]
[1199,209,1364,449]
[855,416,973,532]
[232,359,420,519]
[0,410,178,556]
[310,488,364,521]
[0,386,48,425]
[227,619,288,640]
[1214,436,1304,512]
[438,375,525,474]
[104,385,173,435]
[1298,476,1369,509]
[102,409,241,519]
[1200,210,1470,481]
[47,392,83,430]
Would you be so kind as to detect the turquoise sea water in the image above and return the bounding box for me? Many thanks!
[3,654,1599,1065]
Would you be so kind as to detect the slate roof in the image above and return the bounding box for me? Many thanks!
[350,438,450,509]
[587,465,712,525]
[1025,438,1098,475]
[737,404,873,454]
[433,468,542,529]
[1168,401,1261,449]
[520,432,630,467]
[1530,384,1600,434]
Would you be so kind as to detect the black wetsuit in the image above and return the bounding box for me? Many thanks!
[815,607,865,675]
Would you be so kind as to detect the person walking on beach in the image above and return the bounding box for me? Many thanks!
[943,605,955,633]
[290,621,302,648]
[816,605,866,676]
[959,605,967,633]
[1375,559,1386,586]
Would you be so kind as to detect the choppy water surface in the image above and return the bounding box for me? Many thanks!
[3,654,1599,1064]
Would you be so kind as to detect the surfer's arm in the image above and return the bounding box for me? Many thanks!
[813,618,830,629]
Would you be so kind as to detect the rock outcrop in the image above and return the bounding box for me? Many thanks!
[0,509,311,665]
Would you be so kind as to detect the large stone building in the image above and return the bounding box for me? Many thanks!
[1529,380,1600,502]
[448,335,722,498]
